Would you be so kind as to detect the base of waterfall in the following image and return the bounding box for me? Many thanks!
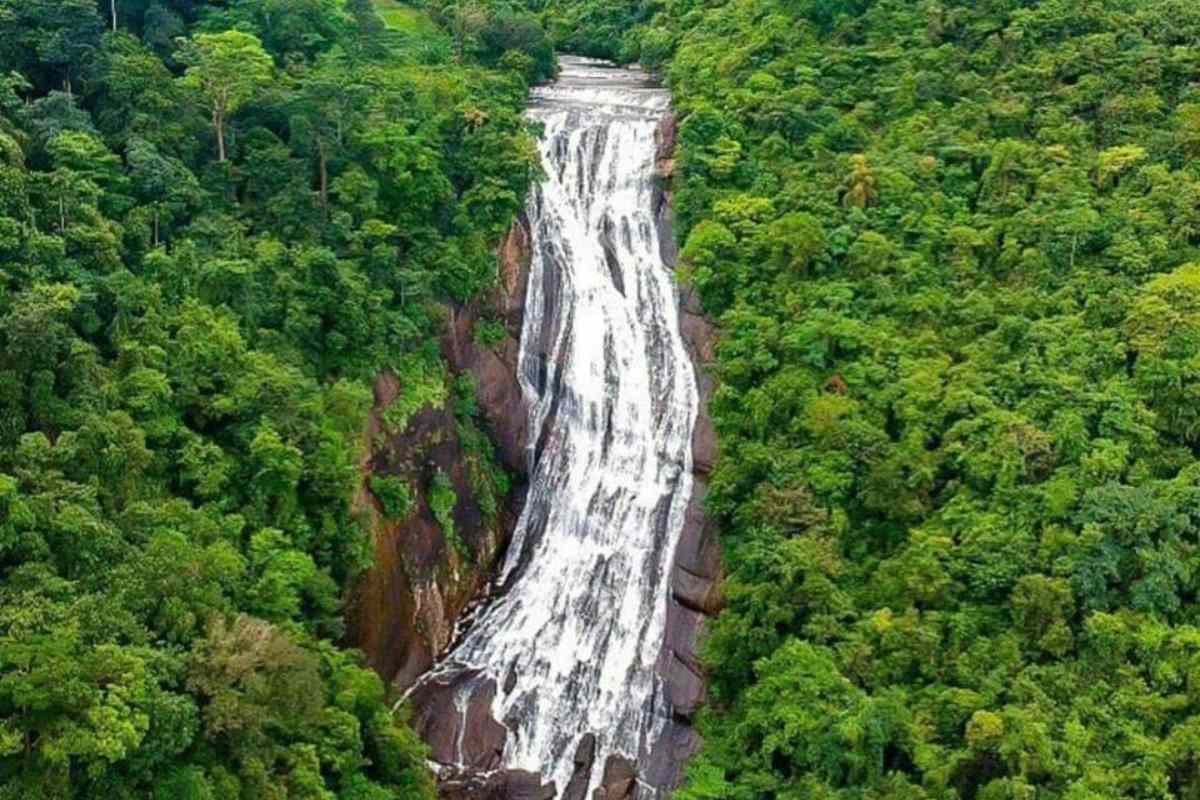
[404,468,719,799]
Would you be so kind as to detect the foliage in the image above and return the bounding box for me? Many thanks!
[532,0,1200,797]
[380,358,450,435]
[522,0,663,62]
[428,470,462,555]
[453,374,510,524]
[473,316,507,349]
[421,0,557,83]
[0,0,545,796]
[370,474,416,520]
[178,31,273,162]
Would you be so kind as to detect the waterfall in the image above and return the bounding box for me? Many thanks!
[419,56,698,797]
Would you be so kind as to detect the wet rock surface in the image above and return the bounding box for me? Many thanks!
[650,110,723,790]
[345,374,515,690]
[443,216,535,474]
[561,735,597,800]
[440,769,556,800]
[594,756,637,800]
[409,671,508,770]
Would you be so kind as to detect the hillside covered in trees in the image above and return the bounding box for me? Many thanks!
[0,0,554,797]
[9,0,1200,798]
[543,0,1200,797]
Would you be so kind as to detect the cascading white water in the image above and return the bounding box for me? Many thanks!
[422,57,698,797]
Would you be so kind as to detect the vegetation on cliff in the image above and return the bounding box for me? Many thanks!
[0,0,552,796]
[537,0,1200,797]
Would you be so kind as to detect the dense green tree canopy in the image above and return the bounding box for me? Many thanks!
[0,0,545,796]
[10,0,1200,797]
[486,0,1200,795]
[558,0,1200,797]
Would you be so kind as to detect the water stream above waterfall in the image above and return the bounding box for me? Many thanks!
[413,56,700,797]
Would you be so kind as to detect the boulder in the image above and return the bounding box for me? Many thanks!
[562,733,598,800]
[409,672,507,770]
[440,770,555,800]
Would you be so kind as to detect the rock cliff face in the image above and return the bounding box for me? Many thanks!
[442,217,536,476]
[349,109,720,798]
[645,111,723,790]
[346,217,533,691]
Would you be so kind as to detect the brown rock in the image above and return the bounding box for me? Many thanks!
[409,672,507,770]
[440,769,555,800]
[671,478,723,616]
[653,113,680,268]
[679,306,719,476]
[680,311,718,364]
[440,214,533,475]
[349,210,537,692]
[502,771,557,800]
[563,733,598,800]
[497,215,533,322]
[655,114,678,169]
[662,599,707,719]
[690,403,717,476]
[593,755,637,800]
[640,719,703,791]
[347,367,522,690]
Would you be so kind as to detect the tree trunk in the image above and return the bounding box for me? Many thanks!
[318,140,329,216]
[214,108,226,162]
[111,0,118,31]
[153,207,160,248]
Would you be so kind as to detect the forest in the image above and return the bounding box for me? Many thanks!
[0,0,552,797]
[619,0,1200,798]
[6,0,1200,798]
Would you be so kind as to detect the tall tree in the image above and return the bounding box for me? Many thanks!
[290,50,368,213]
[177,31,272,163]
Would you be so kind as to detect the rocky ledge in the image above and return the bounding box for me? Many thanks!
[644,111,723,790]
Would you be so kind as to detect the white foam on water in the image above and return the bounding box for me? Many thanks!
[423,56,697,798]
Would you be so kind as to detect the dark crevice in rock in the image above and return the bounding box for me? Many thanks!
[598,216,626,296]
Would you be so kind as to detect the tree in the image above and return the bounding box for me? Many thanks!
[177,31,272,163]
[0,0,538,795]
[291,50,369,213]
[126,137,201,246]
[446,1,489,63]
[841,153,878,209]
[199,0,351,62]
[0,0,104,94]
